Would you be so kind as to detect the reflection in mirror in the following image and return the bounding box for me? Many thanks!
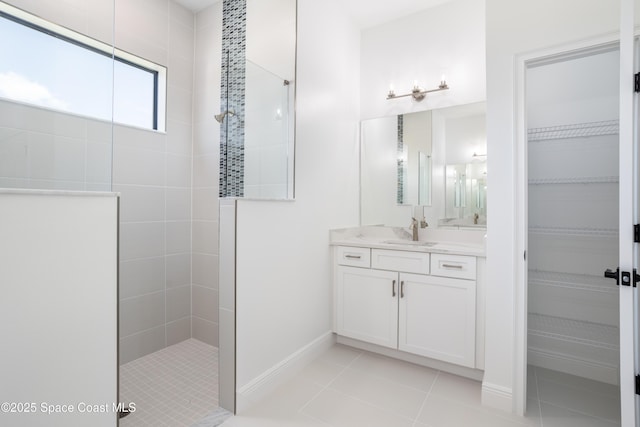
[361,110,432,227]
[439,102,487,227]
[397,111,432,206]
[361,101,486,229]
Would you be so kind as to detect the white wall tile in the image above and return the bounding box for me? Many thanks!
[119,291,166,337]
[119,325,165,364]
[166,187,191,221]
[167,85,194,124]
[169,0,195,29]
[168,55,195,93]
[193,119,219,155]
[195,3,220,31]
[166,153,192,187]
[119,257,166,300]
[85,141,112,184]
[166,253,191,288]
[192,285,218,323]
[192,253,219,289]
[167,285,191,322]
[115,184,165,222]
[166,317,191,346]
[28,134,85,182]
[113,145,165,186]
[166,120,193,155]
[114,125,166,152]
[193,154,219,188]
[166,221,191,254]
[192,188,218,220]
[193,220,218,255]
[192,316,219,347]
[119,222,165,260]
[86,120,113,143]
[0,128,28,178]
[169,20,195,63]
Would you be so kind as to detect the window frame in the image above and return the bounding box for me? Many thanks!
[0,2,167,132]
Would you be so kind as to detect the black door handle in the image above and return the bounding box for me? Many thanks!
[604,268,619,280]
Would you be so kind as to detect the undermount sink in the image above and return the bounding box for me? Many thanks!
[382,239,437,247]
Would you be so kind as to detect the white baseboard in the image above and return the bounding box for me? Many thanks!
[236,331,335,413]
[528,348,619,385]
[481,382,513,413]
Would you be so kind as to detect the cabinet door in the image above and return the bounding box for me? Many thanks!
[398,273,476,368]
[336,266,398,348]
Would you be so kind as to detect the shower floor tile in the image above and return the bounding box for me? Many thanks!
[120,338,219,427]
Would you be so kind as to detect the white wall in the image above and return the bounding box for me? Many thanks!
[360,0,485,120]
[485,0,623,412]
[0,191,118,427]
[234,0,361,392]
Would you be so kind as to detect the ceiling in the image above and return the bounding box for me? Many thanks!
[174,0,454,28]
[341,0,454,29]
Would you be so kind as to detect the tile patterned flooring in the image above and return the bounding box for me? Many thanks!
[220,345,621,427]
[117,340,621,427]
[119,339,219,427]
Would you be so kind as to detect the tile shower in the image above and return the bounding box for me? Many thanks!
[0,0,223,424]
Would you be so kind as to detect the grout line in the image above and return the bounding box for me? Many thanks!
[411,370,439,427]
[297,351,365,415]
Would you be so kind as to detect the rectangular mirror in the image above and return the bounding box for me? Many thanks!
[361,102,486,229]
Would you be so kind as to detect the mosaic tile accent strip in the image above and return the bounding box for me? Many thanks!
[397,114,404,204]
[119,339,219,427]
[219,0,247,198]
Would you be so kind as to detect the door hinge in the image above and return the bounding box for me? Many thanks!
[635,224,640,243]
[635,73,640,93]
[604,268,640,287]
[636,375,640,395]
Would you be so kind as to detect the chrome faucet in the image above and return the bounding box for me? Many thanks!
[410,217,419,241]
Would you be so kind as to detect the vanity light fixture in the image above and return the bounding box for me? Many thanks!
[387,78,449,101]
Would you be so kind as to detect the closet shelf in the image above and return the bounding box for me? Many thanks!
[528,226,618,238]
[528,270,617,293]
[528,120,619,142]
[528,176,618,185]
[528,313,619,350]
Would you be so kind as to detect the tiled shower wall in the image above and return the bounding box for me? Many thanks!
[114,0,195,363]
[0,0,199,364]
[191,3,223,347]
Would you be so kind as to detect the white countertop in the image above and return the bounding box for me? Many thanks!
[330,226,486,257]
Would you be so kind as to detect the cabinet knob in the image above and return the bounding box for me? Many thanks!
[401,281,405,298]
[392,280,396,297]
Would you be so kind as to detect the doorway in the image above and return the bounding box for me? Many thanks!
[523,43,622,424]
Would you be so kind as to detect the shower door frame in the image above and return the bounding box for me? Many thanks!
[514,27,639,423]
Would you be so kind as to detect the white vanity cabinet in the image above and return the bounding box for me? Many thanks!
[335,246,479,369]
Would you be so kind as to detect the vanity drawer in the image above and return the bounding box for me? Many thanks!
[430,253,476,280]
[371,249,429,274]
[336,246,371,268]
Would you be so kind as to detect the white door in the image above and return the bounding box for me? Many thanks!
[620,0,638,423]
[398,273,476,367]
[336,266,399,348]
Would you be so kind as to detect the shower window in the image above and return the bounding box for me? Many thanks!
[0,4,166,131]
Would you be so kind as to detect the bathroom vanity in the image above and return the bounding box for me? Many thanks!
[330,227,486,377]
